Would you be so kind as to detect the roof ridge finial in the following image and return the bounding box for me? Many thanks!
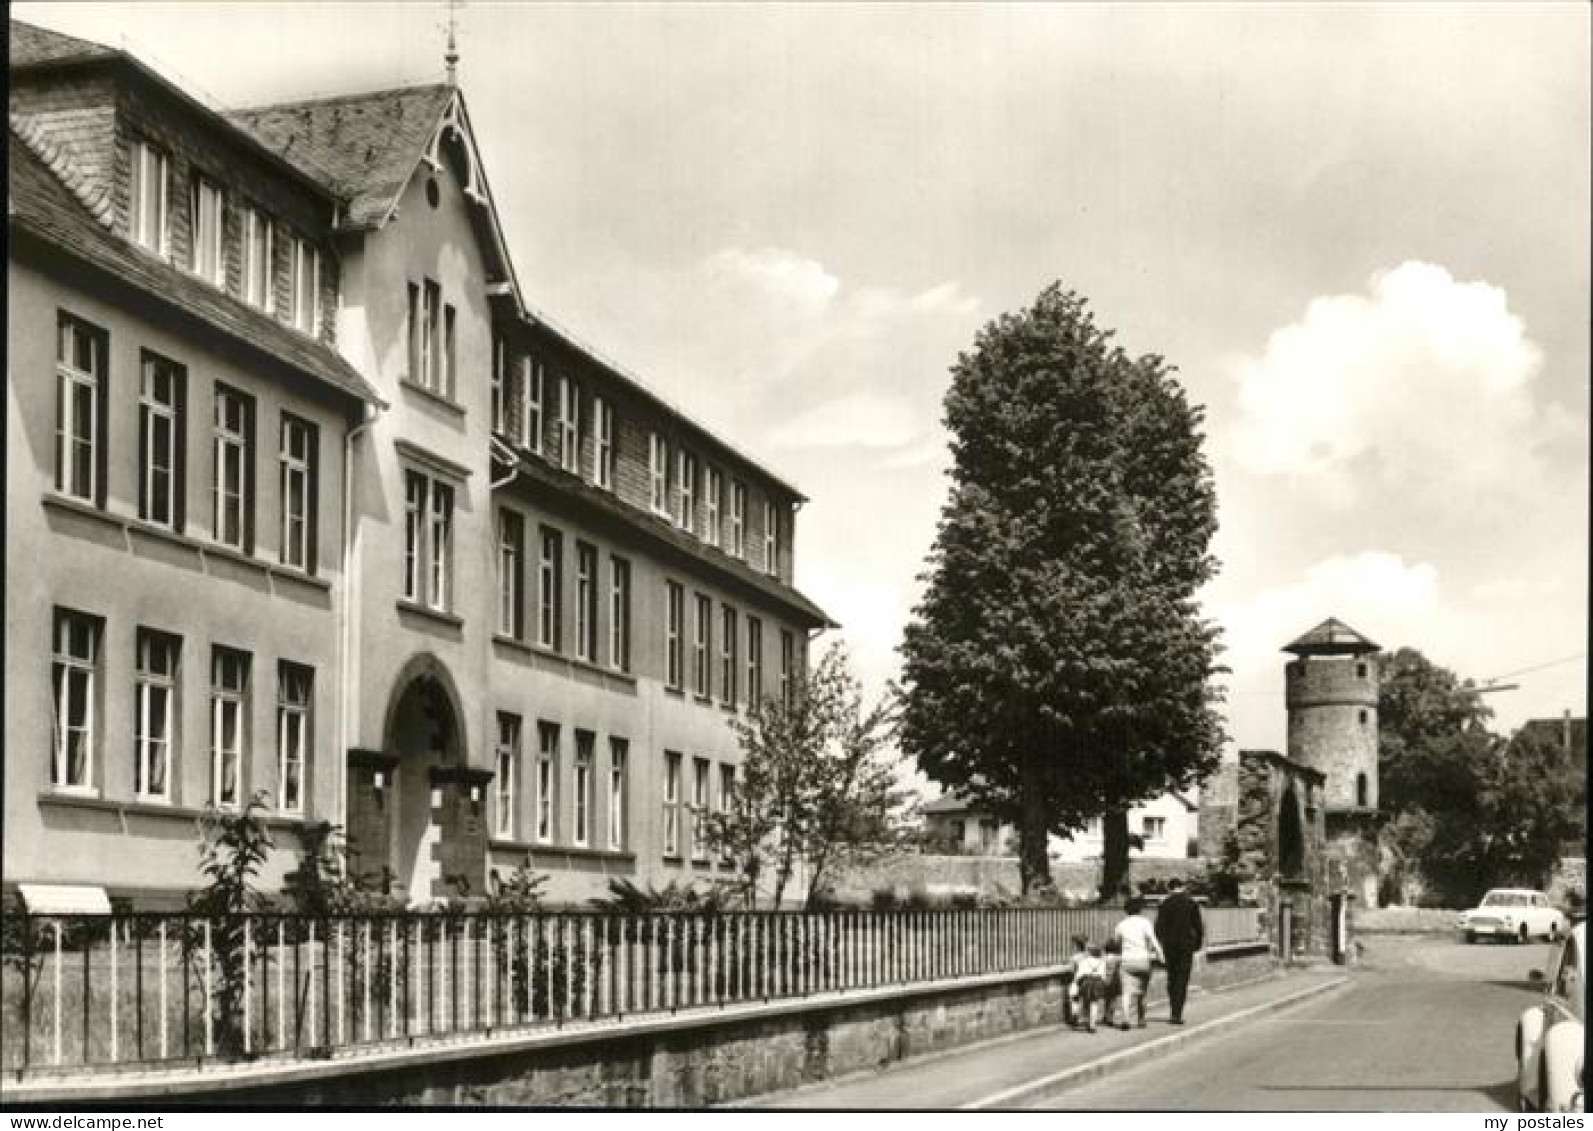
[443,0,461,87]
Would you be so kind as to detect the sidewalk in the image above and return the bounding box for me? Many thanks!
[746,967,1349,1109]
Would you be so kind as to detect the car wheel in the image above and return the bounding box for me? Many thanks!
[1520,925,1530,945]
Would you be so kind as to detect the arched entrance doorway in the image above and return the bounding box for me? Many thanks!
[347,656,490,905]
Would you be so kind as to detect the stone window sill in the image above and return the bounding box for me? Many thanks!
[397,598,465,628]
[488,838,636,865]
[39,790,309,829]
[42,493,331,592]
[400,379,466,418]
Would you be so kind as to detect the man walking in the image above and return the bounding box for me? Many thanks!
[1154,878,1204,1025]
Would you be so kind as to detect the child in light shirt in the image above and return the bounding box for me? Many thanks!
[1072,942,1108,1033]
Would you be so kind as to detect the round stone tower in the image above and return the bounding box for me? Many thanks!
[1284,617,1380,813]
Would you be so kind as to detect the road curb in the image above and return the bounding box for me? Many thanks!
[960,976,1351,1109]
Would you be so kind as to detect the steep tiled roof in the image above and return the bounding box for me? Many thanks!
[10,129,381,408]
[8,20,117,68]
[226,85,455,229]
[1282,617,1379,656]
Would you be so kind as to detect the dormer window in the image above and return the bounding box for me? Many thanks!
[559,376,580,474]
[763,500,779,576]
[677,451,697,532]
[524,357,544,453]
[244,209,274,312]
[291,238,320,336]
[649,434,669,516]
[129,141,169,256]
[189,177,224,287]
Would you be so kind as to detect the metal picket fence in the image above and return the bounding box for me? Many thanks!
[1,904,1261,1079]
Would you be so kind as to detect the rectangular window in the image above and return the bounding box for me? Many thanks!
[539,527,564,650]
[779,630,795,709]
[190,177,224,286]
[1142,815,1166,840]
[130,140,169,255]
[428,479,453,610]
[664,751,682,857]
[51,609,101,792]
[665,581,684,690]
[291,238,320,336]
[576,542,598,662]
[730,482,747,559]
[134,629,178,801]
[497,509,524,638]
[704,468,721,547]
[279,414,316,572]
[573,731,594,847]
[55,314,105,504]
[649,434,670,516]
[139,352,184,529]
[608,738,628,851]
[210,647,249,809]
[720,606,738,706]
[559,376,580,474]
[402,470,452,610]
[594,397,614,490]
[747,617,763,707]
[442,304,457,400]
[693,594,712,698]
[495,713,520,839]
[525,357,544,454]
[536,721,558,843]
[491,334,507,436]
[213,384,254,552]
[763,500,780,577]
[403,470,425,602]
[245,209,273,311]
[677,451,697,532]
[691,757,710,860]
[608,557,631,672]
[410,278,444,389]
[276,662,312,815]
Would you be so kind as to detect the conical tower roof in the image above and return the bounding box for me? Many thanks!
[1282,617,1379,656]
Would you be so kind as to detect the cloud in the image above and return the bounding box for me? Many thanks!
[702,246,840,319]
[1228,261,1558,517]
[767,390,922,450]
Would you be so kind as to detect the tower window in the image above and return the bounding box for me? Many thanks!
[1356,772,1369,808]
[1356,662,1367,679]
[1358,709,1368,725]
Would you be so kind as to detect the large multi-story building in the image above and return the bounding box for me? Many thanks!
[5,19,832,908]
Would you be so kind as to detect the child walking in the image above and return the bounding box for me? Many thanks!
[1070,937,1108,1033]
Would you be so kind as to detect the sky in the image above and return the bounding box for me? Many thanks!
[18,2,1588,770]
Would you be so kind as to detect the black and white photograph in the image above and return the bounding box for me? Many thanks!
[2,1,1587,1114]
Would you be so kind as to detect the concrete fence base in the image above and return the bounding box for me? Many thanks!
[5,946,1277,1107]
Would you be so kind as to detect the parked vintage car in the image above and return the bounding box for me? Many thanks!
[1517,920,1584,1112]
[1458,889,1567,944]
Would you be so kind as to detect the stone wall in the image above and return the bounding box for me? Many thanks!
[190,943,1275,1108]
[831,854,1210,903]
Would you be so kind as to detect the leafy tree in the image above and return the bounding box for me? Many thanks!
[1375,649,1583,903]
[705,643,906,908]
[899,283,1225,896]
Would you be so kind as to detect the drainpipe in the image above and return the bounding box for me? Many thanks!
[337,400,381,875]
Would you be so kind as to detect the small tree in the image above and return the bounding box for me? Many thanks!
[706,644,906,908]
[187,790,275,1056]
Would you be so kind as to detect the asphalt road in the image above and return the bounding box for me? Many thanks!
[1028,934,1553,1111]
